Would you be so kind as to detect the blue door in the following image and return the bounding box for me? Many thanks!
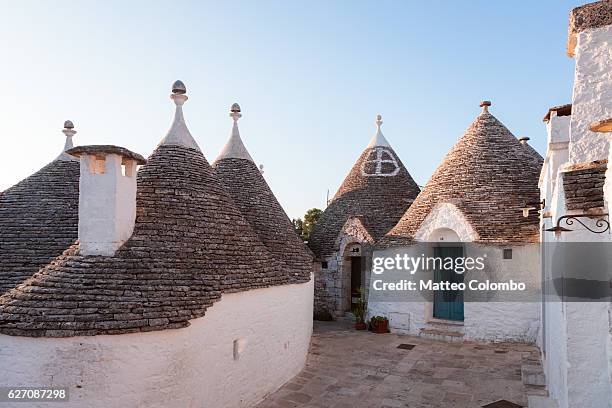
[433,246,464,321]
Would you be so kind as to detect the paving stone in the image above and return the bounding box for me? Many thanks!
[258,321,538,408]
[283,392,312,404]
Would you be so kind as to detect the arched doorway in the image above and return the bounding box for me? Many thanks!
[429,228,464,321]
[341,243,363,313]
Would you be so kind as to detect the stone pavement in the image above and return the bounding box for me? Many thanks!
[257,321,544,408]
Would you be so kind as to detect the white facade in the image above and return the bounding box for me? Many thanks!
[539,173,612,408]
[0,277,313,408]
[538,18,612,408]
[368,202,541,342]
[568,25,612,164]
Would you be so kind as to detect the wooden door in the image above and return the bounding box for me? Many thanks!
[433,246,464,321]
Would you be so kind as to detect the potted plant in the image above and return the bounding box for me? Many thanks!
[353,288,367,330]
[370,315,389,334]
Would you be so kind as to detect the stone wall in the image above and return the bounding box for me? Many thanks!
[314,217,375,318]
[315,244,372,318]
[568,25,612,164]
[0,277,313,408]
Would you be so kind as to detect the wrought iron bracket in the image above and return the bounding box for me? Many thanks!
[545,213,610,235]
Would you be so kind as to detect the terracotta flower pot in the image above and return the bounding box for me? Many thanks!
[372,319,389,334]
[355,321,367,330]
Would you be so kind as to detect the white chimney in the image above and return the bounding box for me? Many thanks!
[545,107,571,184]
[67,145,146,256]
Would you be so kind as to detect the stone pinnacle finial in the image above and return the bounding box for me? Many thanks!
[170,80,188,107]
[62,120,76,139]
[518,136,530,145]
[230,103,242,122]
[366,113,390,148]
[480,100,491,113]
[214,102,253,163]
[158,80,201,151]
[58,119,77,161]
[172,80,187,94]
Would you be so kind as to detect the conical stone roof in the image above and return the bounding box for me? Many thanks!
[383,103,542,246]
[308,115,420,259]
[0,84,309,338]
[213,104,312,277]
[0,123,80,295]
[520,140,544,166]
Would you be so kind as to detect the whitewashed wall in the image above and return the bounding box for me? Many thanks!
[540,170,612,408]
[367,202,540,342]
[608,135,612,402]
[568,25,612,164]
[368,245,540,342]
[540,113,570,206]
[540,169,569,408]
[413,203,479,242]
[0,277,313,408]
[538,18,612,408]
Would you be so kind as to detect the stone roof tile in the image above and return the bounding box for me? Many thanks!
[214,158,313,274]
[382,108,542,247]
[0,160,80,295]
[0,144,309,337]
[562,160,607,211]
[308,116,420,258]
[213,105,312,274]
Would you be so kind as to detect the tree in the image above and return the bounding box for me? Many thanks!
[292,208,322,241]
[302,208,322,241]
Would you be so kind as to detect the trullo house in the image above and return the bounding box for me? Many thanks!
[308,115,420,318]
[213,103,314,280]
[0,81,313,408]
[369,101,544,342]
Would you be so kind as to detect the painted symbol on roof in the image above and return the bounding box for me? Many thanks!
[360,147,400,177]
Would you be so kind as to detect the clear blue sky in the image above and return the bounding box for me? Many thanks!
[0,0,582,219]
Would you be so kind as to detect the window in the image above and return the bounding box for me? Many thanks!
[233,338,246,361]
[503,249,513,259]
[121,160,135,177]
[321,261,328,269]
[89,156,106,174]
